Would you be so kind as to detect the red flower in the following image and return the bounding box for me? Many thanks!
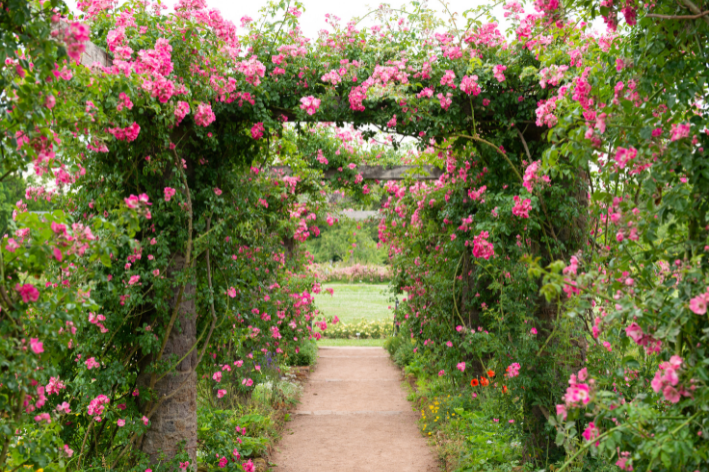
[470,378,479,387]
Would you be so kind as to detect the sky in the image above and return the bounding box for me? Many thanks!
[67,0,510,39]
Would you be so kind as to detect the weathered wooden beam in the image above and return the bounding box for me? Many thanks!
[339,210,379,221]
[271,165,443,181]
[81,40,113,68]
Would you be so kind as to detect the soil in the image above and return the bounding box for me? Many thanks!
[270,346,439,471]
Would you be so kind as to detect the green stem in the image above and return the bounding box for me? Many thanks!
[535,300,561,356]
[452,254,467,327]
[557,425,624,472]
[452,133,524,184]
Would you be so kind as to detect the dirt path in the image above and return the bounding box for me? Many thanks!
[271,346,439,472]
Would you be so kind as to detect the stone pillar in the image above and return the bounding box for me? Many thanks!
[140,255,198,467]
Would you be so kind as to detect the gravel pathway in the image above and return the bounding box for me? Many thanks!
[271,346,439,472]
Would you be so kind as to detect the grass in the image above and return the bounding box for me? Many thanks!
[314,283,394,323]
[317,338,387,347]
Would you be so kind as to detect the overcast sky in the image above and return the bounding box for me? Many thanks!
[67,0,510,38]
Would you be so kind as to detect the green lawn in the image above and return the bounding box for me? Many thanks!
[314,283,394,323]
[317,338,386,347]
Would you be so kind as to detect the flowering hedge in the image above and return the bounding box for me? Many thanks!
[311,263,391,284]
[528,1,709,469]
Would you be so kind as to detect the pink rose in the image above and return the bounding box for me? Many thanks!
[251,122,265,140]
[17,284,40,303]
[689,291,708,315]
[164,187,176,201]
[30,338,44,354]
[299,96,321,115]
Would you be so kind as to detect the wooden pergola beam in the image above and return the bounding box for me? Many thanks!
[271,165,443,181]
[81,39,113,68]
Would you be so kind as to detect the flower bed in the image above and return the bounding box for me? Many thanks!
[317,317,393,339]
[312,263,391,284]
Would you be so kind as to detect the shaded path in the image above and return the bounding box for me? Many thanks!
[271,346,439,472]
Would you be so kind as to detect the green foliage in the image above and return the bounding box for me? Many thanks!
[386,332,416,367]
[251,380,301,407]
[448,409,520,471]
[197,407,270,460]
[528,0,709,470]
[398,349,528,472]
[286,340,318,367]
[306,219,385,264]
[196,365,304,469]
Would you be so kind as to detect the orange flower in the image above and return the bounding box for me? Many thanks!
[502,385,508,394]
[480,377,490,386]
[487,369,496,378]
[470,378,479,387]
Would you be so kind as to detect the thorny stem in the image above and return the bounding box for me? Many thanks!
[515,127,532,162]
[451,133,524,183]
[101,286,154,357]
[535,299,561,356]
[154,150,194,370]
[77,419,95,469]
[514,127,560,250]
[677,0,709,24]
[452,254,467,327]
[642,413,700,472]
[0,249,16,313]
[556,424,624,472]
[198,216,219,367]
[470,95,477,136]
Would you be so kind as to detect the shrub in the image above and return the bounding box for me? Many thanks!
[306,218,386,264]
[252,380,302,407]
[287,340,318,366]
[386,332,416,367]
